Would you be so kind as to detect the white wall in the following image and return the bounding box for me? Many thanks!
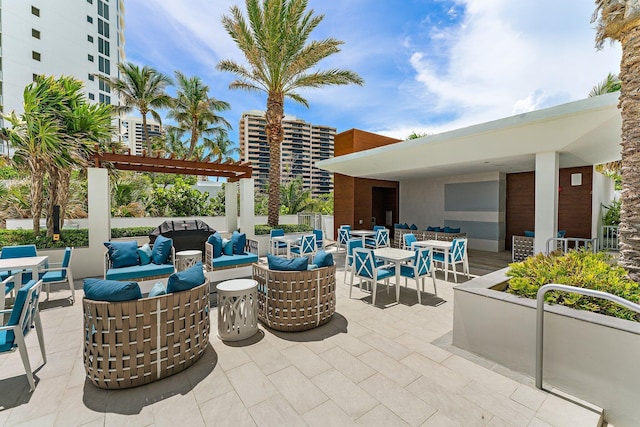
[591,168,616,240]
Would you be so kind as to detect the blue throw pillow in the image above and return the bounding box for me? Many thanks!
[426,226,436,232]
[222,238,233,255]
[410,224,418,230]
[557,230,566,238]
[138,243,152,265]
[83,278,142,302]
[267,254,308,271]
[149,281,167,297]
[524,230,535,238]
[434,227,444,232]
[166,262,205,293]
[307,264,319,270]
[313,250,334,268]
[207,232,223,258]
[104,241,139,268]
[151,235,173,265]
[402,223,410,229]
[232,231,247,255]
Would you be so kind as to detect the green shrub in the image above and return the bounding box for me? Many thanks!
[0,229,89,249]
[111,227,155,238]
[254,224,313,235]
[506,250,640,321]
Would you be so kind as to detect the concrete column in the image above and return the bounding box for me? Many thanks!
[225,181,238,232]
[88,168,111,277]
[534,152,559,254]
[239,178,255,238]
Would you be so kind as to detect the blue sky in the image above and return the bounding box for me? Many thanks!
[125,0,621,145]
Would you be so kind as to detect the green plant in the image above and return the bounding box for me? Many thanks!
[603,199,621,226]
[254,224,312,235]
[111,227,155,238]
[0,229,89,248]
[506,250,640,321]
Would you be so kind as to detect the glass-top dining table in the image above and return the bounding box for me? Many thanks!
[374,247,415,303]
[350,230,376,246]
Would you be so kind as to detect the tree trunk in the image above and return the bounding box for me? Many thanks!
[31,161,45,236]
[618,24,640,281]
[265,93,285,227]
[188,118,199,159]
[142,113,152,154]
[45,167,59,237]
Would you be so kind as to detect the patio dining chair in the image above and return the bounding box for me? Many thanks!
[290,234,316,261]
[344,238,363,285]
[432,238,469,283]
[38,247,75,303]
[313,229,324,250]
[0,279,46,392]
[351,248,395,307]
[403,233,417,250]
[399,247,436,304]
[337,227,351,252]
[365,228,390,249]
[269,229,287,255]
[0,245,39,285]
[1,275,16,312]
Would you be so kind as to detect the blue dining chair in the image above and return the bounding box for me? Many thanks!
[432,238,469,283]
[1,275,16,311]
[313,229,324,250]
[290,234,316,261]
[403,233,417,250]
[0,245,39,284]
[399,247,436,304]
[0,279,46,391]
[337,228,351,252]
[38,247,75,303]
[351,248,395,307]
[365,228,390,249]
[269,229,287,255]
[344,239,363,284]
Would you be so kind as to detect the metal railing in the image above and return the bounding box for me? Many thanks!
[545,237,598,255]
[297,212,323,231]
[601,225,619,251]
[535,284,640,389]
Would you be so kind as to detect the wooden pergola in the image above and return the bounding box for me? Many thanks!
[92,148,252,181]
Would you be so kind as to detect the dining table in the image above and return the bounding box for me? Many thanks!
[414,240,452,281]
[270,235,303,258]
[0,255,48,311]
[374,247,415,303]
[350,230,376,246]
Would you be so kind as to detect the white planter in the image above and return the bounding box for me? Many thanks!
[453,268,640,427]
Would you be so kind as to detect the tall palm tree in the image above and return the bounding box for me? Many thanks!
[218,0,364,226]
[108,62,173,153]
[592,1,640,280]
[202,134,241,181]
[167,71,232,158]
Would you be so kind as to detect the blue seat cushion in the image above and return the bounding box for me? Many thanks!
[211,252,258,269]
[524,230,535,238]
[151,235,173,265]
[232,231,247,255]
[40,270,65,282]
[0,330,13,352]
[84,278,142,302]
[444,226,461,233]
[104,241,139,268]
[105,263,175,281]
[267,254,308,271]
[208,232,223,258]
[166,262,205,293]
[433,252,445,262]
[138,243,152,265]
[313,251,334,268]
[376,268,395,281]
[400,265,416,278]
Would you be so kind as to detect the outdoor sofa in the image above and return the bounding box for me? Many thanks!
[204,231,259,271]
[393,227,467,248]
[104,236,175,281]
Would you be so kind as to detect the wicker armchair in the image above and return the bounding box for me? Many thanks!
[83,279,210,389]
[252,263,336,332]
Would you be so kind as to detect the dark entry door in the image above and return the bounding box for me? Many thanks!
[372,187,397,228]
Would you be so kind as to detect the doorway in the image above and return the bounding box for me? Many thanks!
[372,187,397,228]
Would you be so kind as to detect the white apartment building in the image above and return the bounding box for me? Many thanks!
[239,110,335,197]
[0,0,125,145]
[121,116,162,155]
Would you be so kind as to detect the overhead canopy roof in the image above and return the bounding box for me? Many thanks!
[317,92,621,180]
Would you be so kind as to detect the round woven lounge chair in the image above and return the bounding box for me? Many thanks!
[252,263,336,332]
[83,279,210,389]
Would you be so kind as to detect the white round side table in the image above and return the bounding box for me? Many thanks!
[176,250,202,271]
[217,279,258,341]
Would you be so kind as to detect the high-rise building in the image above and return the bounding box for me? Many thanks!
[121,116,163,155]
[0,0,125,141]
[239,110,335,197]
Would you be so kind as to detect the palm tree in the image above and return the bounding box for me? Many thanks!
[108,62,173,153]
[592,2,640,280]
[218,0,364,226]
[202,133,241,180]
[589,72,622,97]
[280,176,313,214]
[167,71,232,158]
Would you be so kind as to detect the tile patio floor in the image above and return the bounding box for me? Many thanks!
[0,249,602,426]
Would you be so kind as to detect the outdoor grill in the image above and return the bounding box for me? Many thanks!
[149,219,216,254]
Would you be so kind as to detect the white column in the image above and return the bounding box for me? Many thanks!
[534,152,559,254]
[239,178,255,238]
[225,181,238,232]
[88,168,111,277]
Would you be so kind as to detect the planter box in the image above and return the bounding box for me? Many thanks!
[453,268,640,427]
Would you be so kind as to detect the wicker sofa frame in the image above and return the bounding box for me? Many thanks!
[83,279,210,389]
[253,263,336,332]
[393,228,467,248]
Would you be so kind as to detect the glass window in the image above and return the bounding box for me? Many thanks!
[98,0,109,20]
[98,56,110,74]
[32,51,41,61]
[32,29,40,39]
[88,54,94,62]
[98,38,110,56]
[98,19,109,38]
[31,6,40,17]
[88,74,95,81]
[99,79,111,93]
[87,35,94,43]
[87,16,93,24]
[99,93,111,104]
[88,93,95,100]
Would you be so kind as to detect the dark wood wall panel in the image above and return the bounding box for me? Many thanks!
[506,172,535,249]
